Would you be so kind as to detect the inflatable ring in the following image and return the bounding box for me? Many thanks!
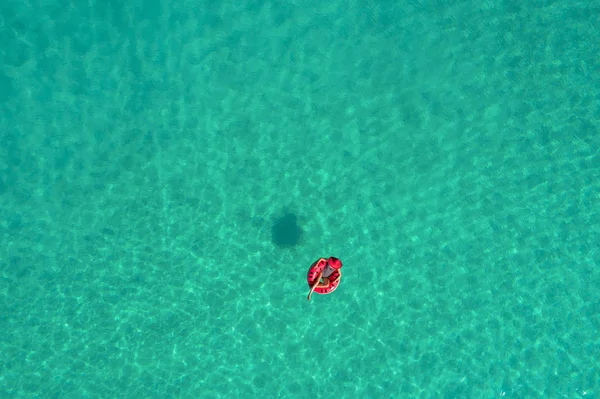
[307,258,342,295]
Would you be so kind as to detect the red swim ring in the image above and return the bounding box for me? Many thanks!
[307,257,342,295]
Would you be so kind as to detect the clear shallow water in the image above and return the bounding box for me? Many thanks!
[1,0,599,397]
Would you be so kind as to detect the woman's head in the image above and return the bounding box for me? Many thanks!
[327,257,342,269]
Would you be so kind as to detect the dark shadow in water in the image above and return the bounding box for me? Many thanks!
[271,213,302,248]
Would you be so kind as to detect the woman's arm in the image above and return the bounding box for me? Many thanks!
[331,270,342,283]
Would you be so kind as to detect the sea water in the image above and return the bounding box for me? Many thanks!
[1,0,599,397]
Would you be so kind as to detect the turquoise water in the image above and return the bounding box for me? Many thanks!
[1,0,599,397]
